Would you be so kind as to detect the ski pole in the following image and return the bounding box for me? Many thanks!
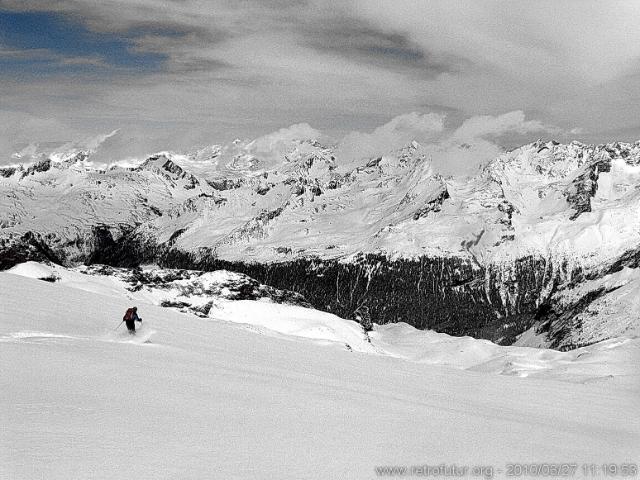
[114,320,124,331]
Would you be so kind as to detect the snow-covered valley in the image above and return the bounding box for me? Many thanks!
[2,268,639,479]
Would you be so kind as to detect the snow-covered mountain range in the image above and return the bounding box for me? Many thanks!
[2,136,640,349]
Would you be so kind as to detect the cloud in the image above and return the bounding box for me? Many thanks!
[340,0,640,83]
[0,109,73,161]
[249,123,322,153]
[336,112,445,165]
[57,55,110,68]
[423,141,504,177]
[436,111,556,176]
[301,16,462,78]
[1,0,640,158]
[0,106,556,181]
[0,43,106,67]
[438,111,556,175]
[0,45,50,59]
[78,127,192,165]
[43,129,122,162]
[451,111,557,142]
[336,110,554,175]
[5,129,122,164]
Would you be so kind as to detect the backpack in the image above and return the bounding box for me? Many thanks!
[123,308,135,321]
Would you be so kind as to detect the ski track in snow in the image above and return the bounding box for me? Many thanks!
[0,328,157,346]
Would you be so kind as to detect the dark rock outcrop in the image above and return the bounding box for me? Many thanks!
[0,167,16,178]
[21,159,52,178]
[565,157,611,220]
[413,188,450,220]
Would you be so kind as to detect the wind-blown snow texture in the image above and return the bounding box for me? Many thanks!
[2,138,640,347]
[1,271,638,479]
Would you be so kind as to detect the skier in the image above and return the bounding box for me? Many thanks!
[123,307,142,334]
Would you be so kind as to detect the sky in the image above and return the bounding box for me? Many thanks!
[2,0,640,165]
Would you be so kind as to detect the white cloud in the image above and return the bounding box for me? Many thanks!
[0,106,556,179]
[423,140,504,177]
[336,112,445,165]
[451,111,556,141]
[249,123,323,153]
[336,110,554,176]
[0,109,74,162]
[439,111,556,175]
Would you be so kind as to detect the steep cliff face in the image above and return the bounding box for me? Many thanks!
[1,138,639,347]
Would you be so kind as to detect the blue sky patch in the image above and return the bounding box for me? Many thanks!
[0,11,166,75]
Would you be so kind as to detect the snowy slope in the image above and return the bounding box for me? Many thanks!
[372,323,640,385]
[6,261,640,384]
[8,261,373,352]
[1,273,639,479]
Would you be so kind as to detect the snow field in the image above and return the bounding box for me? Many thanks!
[1,273,639,479]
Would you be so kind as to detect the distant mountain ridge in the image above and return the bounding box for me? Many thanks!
[2,136,640,349]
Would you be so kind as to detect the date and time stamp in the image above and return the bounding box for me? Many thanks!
[375,463,638,478]
[506,463,638,477]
